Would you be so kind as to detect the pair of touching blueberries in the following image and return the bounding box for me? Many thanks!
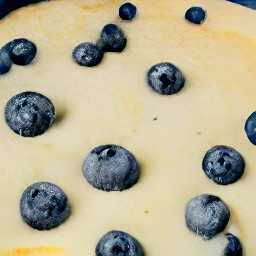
[0,2,136,72]
[72,3,136,67]
[2,1,254,255]
[0,38,37,74]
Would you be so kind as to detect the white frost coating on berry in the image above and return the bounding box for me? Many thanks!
[224,233,243,256]
[4,91,56,137]
[9,38,37,65]
[98,24,127,52]
[185,194,230,240]
[96,230,144,256]
[72,42,103,67]
[20,182,71,230]
[0,48,12,75]
[82,144,140,191]
[202,145,245,185]
[147,62,185,95]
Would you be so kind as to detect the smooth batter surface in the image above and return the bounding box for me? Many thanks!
[0,0,256,255]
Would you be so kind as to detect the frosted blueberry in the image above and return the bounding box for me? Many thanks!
[82,144,140,191]
[72,42,103,67]
[147,62,185,95]
[96,230,144,256]
[202,145,245,185]
[4,38,37,65]
[4,91,56,137]
[224,233,242,256]
[20,182,71,230]
[185,194,230,239]
[0,48,12,75]
[99,24,127,52]
[244,111,256,145]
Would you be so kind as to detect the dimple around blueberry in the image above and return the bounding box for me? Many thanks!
[147,62,185,95]
[96,230,144,256]
[20,182,71,230]
[202,145,245,185]
[4,91,56,137]
[185,194,230,240]
[82,144,140,191]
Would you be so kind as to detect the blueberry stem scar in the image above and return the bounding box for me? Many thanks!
[20,182,71,230]
[82,144,140,191]
[4,91,56,137]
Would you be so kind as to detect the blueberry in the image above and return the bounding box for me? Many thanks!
[0,48,12,75]
[224,233,242,256]
[4,91,56,137]
[147,62,185,95]
[72,42,104,67]
[202,145,245,185]
[119,2,137,21]
[244,111,256,145]
[20,182,71,230]
[3,38,37,65]
[185,7,206,25]
[227,0,256,10]
[96,230,144,256]
[82,144,140,191]
[99,24,127,52]
[0,0,47,20]
[185,194,230,239]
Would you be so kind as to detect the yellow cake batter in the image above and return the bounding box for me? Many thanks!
[0,0,256,255]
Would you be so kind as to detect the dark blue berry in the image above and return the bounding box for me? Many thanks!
[185,194,230,240]
[0,48,12,75]
[0,0,47,20]
[244,111,256,145]
[82,144,140,191]
[99,24,127,52]
[147,62,185,95]
[72,42,104,67]
[20,182,71,230]
[119,2,137,20]
[185,7,206,24]
[224,233,242,256]
[4,38,37,65]
[227,0,256,10]
[202,145,245,185]
[4,91,56,137]
[96,230,144,256]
